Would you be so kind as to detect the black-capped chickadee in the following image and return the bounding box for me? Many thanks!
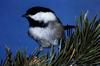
[23,6,65,50]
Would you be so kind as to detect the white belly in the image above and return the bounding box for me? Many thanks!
[29,27,58,46]
[29,27,53,39]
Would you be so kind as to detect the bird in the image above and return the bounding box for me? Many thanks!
[23,6,74,50]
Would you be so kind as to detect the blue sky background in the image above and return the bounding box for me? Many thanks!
[0,0,100,59]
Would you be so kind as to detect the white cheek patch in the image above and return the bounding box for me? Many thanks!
[29,12,56,23]
[29,13,42,21]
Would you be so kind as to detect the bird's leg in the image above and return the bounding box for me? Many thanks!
[34,46,43,56]
[39,46,43,51]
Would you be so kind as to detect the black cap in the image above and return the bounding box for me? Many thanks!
[24,6,54,16]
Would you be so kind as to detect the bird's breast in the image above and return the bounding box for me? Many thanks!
[28,27,54,40]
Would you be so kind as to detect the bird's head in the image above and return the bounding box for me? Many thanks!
[23,6,58,27]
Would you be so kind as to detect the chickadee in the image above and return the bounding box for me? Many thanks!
[23,6,65,50]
